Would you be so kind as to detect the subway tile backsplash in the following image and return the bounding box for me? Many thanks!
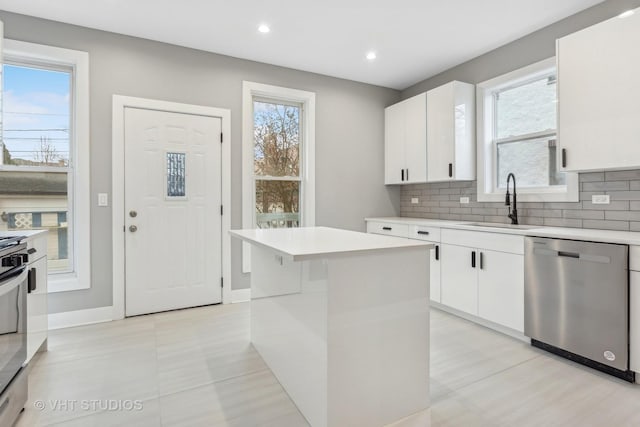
[399,171,640,232]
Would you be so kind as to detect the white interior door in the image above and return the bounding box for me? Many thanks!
[124,107,222,316]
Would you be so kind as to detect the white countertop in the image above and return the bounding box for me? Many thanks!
[230,226,432,261]
[366,217,640,245]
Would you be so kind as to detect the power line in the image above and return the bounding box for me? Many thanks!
[4,129,69,132]
[3,111,69,117]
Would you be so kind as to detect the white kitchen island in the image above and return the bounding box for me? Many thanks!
[230,227,432,427]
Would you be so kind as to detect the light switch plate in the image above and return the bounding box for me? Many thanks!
[592,194,610,204]
[98,193,109,207]
[411,197,419,204]
[460,197,470,204]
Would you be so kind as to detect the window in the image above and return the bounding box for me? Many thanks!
[477,58,578,202]
[242,82,316,272]
[0,40,90,292]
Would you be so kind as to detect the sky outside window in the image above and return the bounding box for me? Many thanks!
[2,64,71,166]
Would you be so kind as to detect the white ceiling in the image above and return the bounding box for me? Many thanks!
[0,0,605,89]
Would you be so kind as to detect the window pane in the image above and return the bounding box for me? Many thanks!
[497,137,566,188]
[253,101,300,177]
[255,180,300,228]
[166,152,186,197]
[0,171,70,273]
[496,75,556,139]
[2,64,71,167]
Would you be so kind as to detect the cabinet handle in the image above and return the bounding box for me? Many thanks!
[27,248,37,255]
[435,245,439,261]
[562,149,567,168]
[479,252,484,270]
[382,226,392,231]
[417,231,429,235]
[448,163,453,178]
[471,251,476,268]
[28,267,37,293]
[406,169,409,181]
[401,169,404,181]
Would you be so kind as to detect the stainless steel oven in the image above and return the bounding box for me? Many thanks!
[0,237,29,425]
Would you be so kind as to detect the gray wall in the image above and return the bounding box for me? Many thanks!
[401,171,640,231]
[400,0,640,230]
[402,0,640,98]
[0,11,400,313]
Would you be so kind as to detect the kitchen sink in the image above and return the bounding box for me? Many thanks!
[466,222,541,230]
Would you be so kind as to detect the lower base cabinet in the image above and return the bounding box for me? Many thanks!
[441,244,524,332]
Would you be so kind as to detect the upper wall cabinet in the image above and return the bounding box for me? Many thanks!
[426,81,476,182]
[557,8,640,172]
[384,93,427,185]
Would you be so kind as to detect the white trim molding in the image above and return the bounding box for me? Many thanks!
[231,289,252,303]
[241,81,316,273]
[112,95,232,321]
[3,39,92,292]
[476,57,578,203]
[48,306,113,330]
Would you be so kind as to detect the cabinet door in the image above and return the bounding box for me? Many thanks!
[558,9,640,172]
[27,256,48,362]
[430,245,441,303]
[477,250,524,332]
[631,271,640,373]
[403,93,427,183]
[384,101,406,184]
[440,244,477,315]
[427,83,455,182]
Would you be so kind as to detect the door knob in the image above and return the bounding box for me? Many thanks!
[129,225,138,232]
[129,210,138,218]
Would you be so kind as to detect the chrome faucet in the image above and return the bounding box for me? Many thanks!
[505,173,518,225]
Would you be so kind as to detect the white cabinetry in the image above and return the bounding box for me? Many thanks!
[557,7,640,172]
[426,81,475,182]
[384,93,427,184]
[441,229,524,332]
[629,246,640,376]
[366,220,441,303]
[26,232,48,363]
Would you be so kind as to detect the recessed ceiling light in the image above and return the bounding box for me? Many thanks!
[258,24,270,34]
[618,10,634,18]
[366,51,377,61]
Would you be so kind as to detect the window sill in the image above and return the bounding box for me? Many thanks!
[48,273,90,293]
[477,186,579,203]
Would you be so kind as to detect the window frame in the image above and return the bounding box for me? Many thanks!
[476,57,578,202]
[2,39,91,293]
[242,81,316,273]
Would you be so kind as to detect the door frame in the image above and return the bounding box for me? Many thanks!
[111,95,231,320]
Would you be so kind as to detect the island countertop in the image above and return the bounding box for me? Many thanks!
[230,226,432,261]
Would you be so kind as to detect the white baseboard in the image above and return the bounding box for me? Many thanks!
[231,289,251,303]
[48,306,114,330]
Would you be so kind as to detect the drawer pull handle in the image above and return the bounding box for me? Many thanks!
[417,231,429,235]
[27,248,37,255]
[382,227,392,231]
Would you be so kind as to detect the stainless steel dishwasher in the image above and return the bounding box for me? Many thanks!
[524,237,634,382]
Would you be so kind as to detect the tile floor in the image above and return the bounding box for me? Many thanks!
[14,303,640,426]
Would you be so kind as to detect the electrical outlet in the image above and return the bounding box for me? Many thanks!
[411,197,419,204]
[98,193,109,207]
[592,194,610,204]
[460,197,470,204]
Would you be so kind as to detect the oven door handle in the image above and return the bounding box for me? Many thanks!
[0,268,28,299]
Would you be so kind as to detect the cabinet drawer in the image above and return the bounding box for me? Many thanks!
[409,225,440,242]
[27,233,48,262]
[366,221,409,238]
[441,228,524,254]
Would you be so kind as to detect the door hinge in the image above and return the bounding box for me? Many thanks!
[220,132,223,143]
[220,205,223,215]
[220,277,224,288]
